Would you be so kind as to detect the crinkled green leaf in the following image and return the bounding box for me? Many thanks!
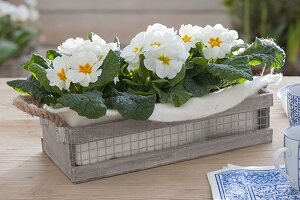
[108,90,156,120]
[7,76,49,103]
[0,39,18,64]
[183,71,220,97]
[57,91,107,119]
[167,66,186,87]
[46,50,61,61]
[238,37,286,69]
[206,56,253,81]
[192,57,207,66]
[185,61,194,69]
[151,79,169,88]
[89,50,120,89]
[231,43,249,53]
[154,83,192,107]
[23,54,50,70]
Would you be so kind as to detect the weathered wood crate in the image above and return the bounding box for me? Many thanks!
[16,90,273,183]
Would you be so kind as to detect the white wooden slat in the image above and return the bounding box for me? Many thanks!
[37,13,230,45]
[36,0,226,12]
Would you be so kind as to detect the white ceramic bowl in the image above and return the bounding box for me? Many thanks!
[277,83,299,115]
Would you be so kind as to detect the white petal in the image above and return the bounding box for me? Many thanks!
[79,76,90,87]
[89,74,98,83]
[166,69,178,79]
[211,47,221,59]
[67,70,84,83]
[155,61,168,79]
[221,43,231,54]
[170,60,183,73]
[144,57,156,71]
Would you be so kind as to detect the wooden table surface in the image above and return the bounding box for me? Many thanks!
[0,77,299,200]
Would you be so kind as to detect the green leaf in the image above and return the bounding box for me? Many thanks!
[154,83,192,107]
[185,61,194,69]
[108,90,156,120]
[57,91,107,119]
[7,76,49,103]
[28,63,65,95]
[151,79,169,88]
[46,50,61,61]
[89,50,120,89]
[238,37,286,69]
[183,72,219,97]
[0,39,18,64]
[12,27,38,48]
[113,36,120,49]
[23,54,51,70]
[127,88,156,96]
[122,79,142,86]
[167,66,186,87]
[137,54,150,80]
[206,56,253,81]
[0,16,12,38]
[192,57,207,66]
[231,43,249,53]
[86,32,95,41]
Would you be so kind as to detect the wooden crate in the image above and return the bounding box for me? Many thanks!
[40,90,273,183]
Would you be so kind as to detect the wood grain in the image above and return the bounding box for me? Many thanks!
[0,77,298,199]
[35,0,225,11]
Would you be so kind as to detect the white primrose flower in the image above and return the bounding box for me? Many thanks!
[179,24,202,51]
[11,5,30,22]
[79,35,119,66]
[91,33,107,47]
[46,55,71,90]
[200,24,239,59]
[144,30,176,51]
[144,44,189,79]
[0,1,16,17]
[58,37,85,55]
[67,51,102,87]
[0,0,38,22]
[120,31,146,68]
[146,23,176,35]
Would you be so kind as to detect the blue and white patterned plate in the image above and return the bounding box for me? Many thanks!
[208,165,300,200]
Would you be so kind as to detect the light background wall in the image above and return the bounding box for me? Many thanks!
[1,0,231,77]
[33,0,230,46]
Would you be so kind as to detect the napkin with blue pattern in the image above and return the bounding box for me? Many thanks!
[207,165,300,199]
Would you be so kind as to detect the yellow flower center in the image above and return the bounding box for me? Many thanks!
[208,37,222,48]
[158,55,170,66]
[182,35,192,43]
[150,41,161,47]
[57,68,67,82]
[79,63,93,75]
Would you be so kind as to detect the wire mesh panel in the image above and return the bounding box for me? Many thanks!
[40,90,273,183]
[71,108,269,165]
